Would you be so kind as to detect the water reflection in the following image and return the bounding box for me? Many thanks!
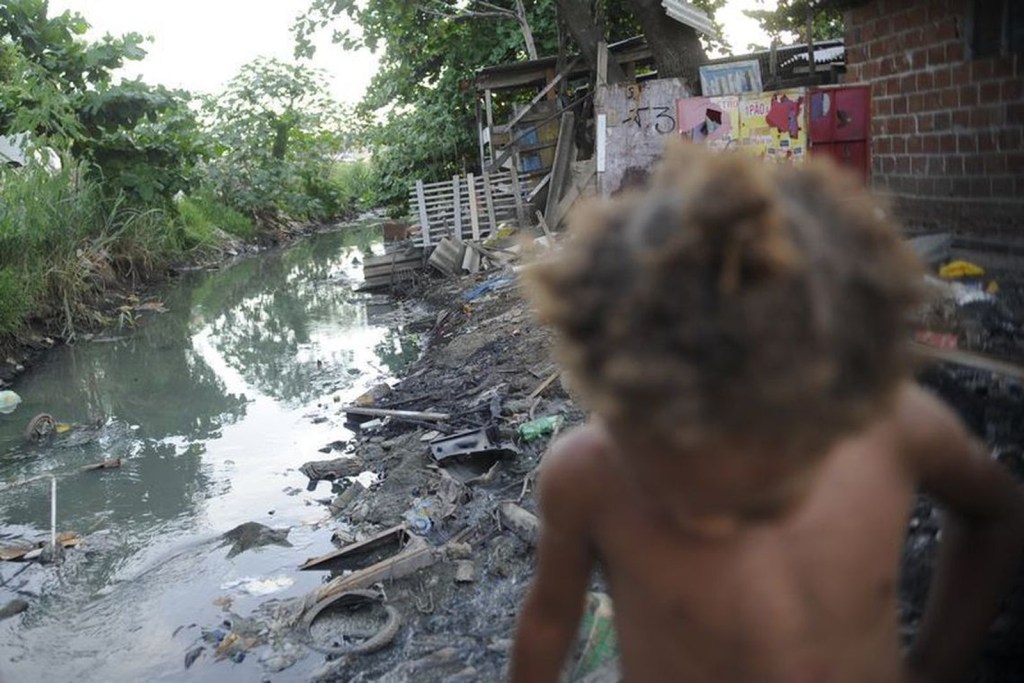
[0,223,420,682]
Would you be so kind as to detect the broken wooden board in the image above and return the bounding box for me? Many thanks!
[342,407,451,422]
[81,458,121,472]
[301,525,418,572]
[909,342,1024,381]
[499,502,540,547]
[308,533,439,605]
[428,237,467,277]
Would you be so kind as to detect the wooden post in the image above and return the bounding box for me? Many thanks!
[596,41,609,88]
[415,180,431,248]
[544,111,576,224]
[596,113,607,198]
[476,99,487,172]
[482,172,498,238]
[509,165,527,229]
[467,173,482,241]
[452,175,463,240]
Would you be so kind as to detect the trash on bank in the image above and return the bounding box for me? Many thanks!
[303,526,439,605]
[23,413,56,442]
[518,415,564,442]
[302,588,402,656]
[0,390,22,414]
[1,532,79,562]
[299,456,365,485]
[913,330,958,350]
[81,458,122,472]
[403,498,439,534]
[498,502,540,547]
[571,593,620,682]
[939,260,985,279]
[353,383,392,407]
[301,524,422,572]
[428,426,519,483]
[342,406,451,423]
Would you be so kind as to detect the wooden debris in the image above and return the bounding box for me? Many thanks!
[499,502,540,547]
[306,530,439,606]
[342,407,451,422]
[81,458,122,472]
[528,370,561,400]
[428,237,467,277]
[910,342,1024,381]
[299,457,365,483]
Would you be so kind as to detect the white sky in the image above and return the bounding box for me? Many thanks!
[47,1,775,103]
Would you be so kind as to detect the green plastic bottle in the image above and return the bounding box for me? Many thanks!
[518,415,564,442]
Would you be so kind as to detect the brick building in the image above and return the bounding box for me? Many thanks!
[832,0,1022,235]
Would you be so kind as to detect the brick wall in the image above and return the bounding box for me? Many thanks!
[844,0,1023,236]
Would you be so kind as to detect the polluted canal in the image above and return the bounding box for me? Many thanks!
[0,224,425,682]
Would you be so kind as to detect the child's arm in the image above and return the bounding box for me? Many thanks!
[511,431,599,683]
[900,386,1024,683]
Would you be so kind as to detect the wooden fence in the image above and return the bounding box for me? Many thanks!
[410,169,530,248]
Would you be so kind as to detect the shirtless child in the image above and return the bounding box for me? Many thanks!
[511,144,1024,683]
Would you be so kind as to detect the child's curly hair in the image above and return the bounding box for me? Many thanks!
[526,143,924,458]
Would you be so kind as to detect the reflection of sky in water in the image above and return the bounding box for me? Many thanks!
[0,226,422,683]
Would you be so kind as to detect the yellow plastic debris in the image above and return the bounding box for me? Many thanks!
[939,260,985,278]
[54,423,71,434]
[986,280,1000,295]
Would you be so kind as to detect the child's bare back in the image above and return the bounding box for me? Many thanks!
[511,145,1024,683]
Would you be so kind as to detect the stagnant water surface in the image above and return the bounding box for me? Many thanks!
[0,225,421,682]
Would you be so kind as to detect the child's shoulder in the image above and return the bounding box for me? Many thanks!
[537,422,615,521]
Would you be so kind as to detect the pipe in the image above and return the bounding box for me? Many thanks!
[50,475,56,548]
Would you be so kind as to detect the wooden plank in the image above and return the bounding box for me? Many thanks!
[467,173,482,241]
[512,167,528,229]
[527,172,551,202]
[503,57,581,132]
[543,111,576,224]
[909,343,1024,381]
[342,406,451,421]
[529,370,560,400]
[536,210,553,239]
[452,175,463,239]
[415,180,431,248]
[596,41,609,87]
[550,160,596,230]
[482,172,498,237]
[485,89,495,129]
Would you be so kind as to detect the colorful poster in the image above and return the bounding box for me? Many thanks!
[676,96,739,151]
[736,89,807,163]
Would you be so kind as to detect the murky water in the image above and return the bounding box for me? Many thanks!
[0,225,422,682]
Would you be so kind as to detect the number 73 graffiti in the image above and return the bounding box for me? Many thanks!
[622,106,677,134]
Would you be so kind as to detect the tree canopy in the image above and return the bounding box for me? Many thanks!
[744,0,844,50]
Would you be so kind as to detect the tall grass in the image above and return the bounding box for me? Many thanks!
[0,163,211,340]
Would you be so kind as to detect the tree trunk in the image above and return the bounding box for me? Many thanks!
[555,0,626,84]
[556,0,707,89]
[628,0,706,89]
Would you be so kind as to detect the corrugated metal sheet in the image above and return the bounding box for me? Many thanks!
[780,45,846,67]
[662,0,718,38]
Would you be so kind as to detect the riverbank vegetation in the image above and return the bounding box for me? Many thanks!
[0,0,372,344]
